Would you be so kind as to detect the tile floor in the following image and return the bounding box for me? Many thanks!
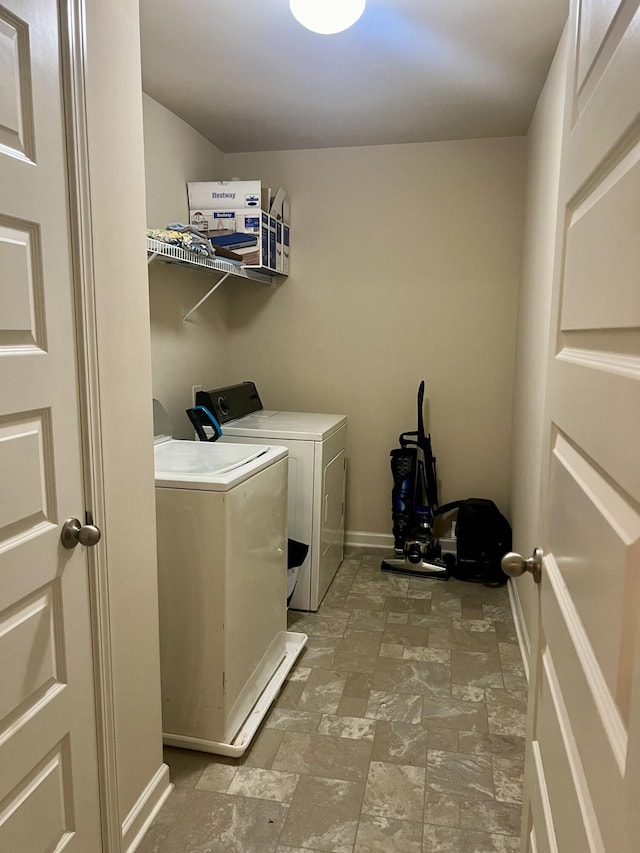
[139,548,528,853]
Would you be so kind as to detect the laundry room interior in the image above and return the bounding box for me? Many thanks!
[7,0,636,851]
[137,0,572,847]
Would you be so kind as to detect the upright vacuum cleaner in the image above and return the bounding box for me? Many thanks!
[381,381,449,579]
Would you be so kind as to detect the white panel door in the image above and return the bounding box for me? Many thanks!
[0,0,102,850]
[522,1,640,850]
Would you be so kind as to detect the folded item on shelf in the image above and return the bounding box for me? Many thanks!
[147,227,216,258]
[209,231,258,250]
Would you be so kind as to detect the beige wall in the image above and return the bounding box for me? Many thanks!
[143,95,230,438]
[509,29,569,654]
[224,140,526,537]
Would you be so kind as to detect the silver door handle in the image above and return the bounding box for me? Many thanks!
[501,548,543,583]
[61,517,102,549]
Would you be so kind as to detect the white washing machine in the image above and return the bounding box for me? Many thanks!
[196,383,348,611]
[152,400,306,757]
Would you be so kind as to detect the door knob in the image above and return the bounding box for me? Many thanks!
[61,517,102,549]
[501,547,543,583]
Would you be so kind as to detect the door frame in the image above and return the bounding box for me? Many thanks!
[59,1,120,848]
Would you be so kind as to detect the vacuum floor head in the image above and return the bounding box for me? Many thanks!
[380,555,449,580]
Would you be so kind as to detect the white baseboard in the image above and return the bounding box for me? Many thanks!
[345,530,394,550]
[508,578,531,682]
[122,763,173,853]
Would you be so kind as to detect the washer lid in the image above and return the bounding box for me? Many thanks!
[221,410,347,442]
[154,439,287,491]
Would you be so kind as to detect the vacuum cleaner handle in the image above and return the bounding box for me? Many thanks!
[417,380,425,443]
[186,406,223,442]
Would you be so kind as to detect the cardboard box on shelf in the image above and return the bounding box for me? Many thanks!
[190,209,236,233]
[187,181,270,212]
[188,206,289,275]
[283,224,290,274]
[233,211,285,275]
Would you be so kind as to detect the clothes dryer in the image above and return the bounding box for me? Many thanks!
[152,400,306,756]
[196,383,347,611]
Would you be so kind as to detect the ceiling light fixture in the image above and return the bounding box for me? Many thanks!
[289,0,366,35]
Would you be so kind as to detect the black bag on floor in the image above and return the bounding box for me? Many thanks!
[435,498,511,587]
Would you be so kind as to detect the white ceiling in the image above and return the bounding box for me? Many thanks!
[139,0,569,154]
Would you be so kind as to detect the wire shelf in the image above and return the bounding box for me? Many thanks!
[146,237,274,285]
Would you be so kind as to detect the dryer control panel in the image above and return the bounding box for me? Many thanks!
[196,381,263,424]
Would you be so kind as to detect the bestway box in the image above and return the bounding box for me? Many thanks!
[190,209,237,233]
[187,181,269,211]
[232,210,285,275]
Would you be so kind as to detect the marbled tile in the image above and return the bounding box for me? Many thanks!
[163,747,210,789]
[461,596,486,621]
[265,708,322,733]
[459,797,521,835]
[288,612,348,639]
[365,691,423,724]
[351,576,409,598]
[408,614,454,628]
[226,766,299,803]
[344,593,387,611]
[299,637,340,668]
[421,697,488,732]
[335,629,384,658]
[342,670,373,698]
[348,608,388,631]
[195,762,237,793]
[422,824,520,852]
[137,824,171,853]
[452,618,496,633]
[370,721,429,766]
[276,847,315,853]
[493,756,524,804]
[242,727,286,770]
[498,643,524,671]
[279,775,363,853]
[430,595,463,618]
[318,714,376,740]
[428,728,458,752]
[429,626,499,653]
[424,792,460,828]
[287,666,312,682]
[336,696,369,717]
[297,669,347,714]
[486,689,527,737]
[151,787,189,825]
[426,750,494,800]
[408,576,449,593]
[321,592,350,609]
[502,669,527,691]
[452,684,485,703]
[494,620,518,643]
[272,731,372,782]
[354,814,423,852]
[382,623,429,648]
[404,647,451,663]
[457,731,525,759]
[161,789,287,853]
[383,597,432,615]
[451,651,504,688]
[379,642,405,659]
[386,612,409,624]
[482,602,514,623]
[362,761,426,822]
[372,657,451,698]
[275,679,306,710]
